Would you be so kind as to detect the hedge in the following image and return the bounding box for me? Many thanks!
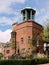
[0,58,49,65]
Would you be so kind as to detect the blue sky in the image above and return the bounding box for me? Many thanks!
[0,0,49,42]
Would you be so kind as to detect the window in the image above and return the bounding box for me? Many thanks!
[21,48,25,52]
[28,36,30,43]
[28,48,30,50]
[11,31,16,38]
[27,48,30,53]
[22,48,25,51]
[6,50,10,54]
[21,37,24,44]
[23,11,25,21]
[27,10,30,20]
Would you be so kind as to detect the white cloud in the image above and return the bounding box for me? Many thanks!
[0,0,25,42]
[0,0,24,25]
[35,2,49,25]
[0,29,12,43]
[33,8,40,16]
[0,0,25,13]
[0,16,20,25]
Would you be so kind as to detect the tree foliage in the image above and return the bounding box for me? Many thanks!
[0,53,3,59]
[41,23,49,43]
[10,40,16,49]
[29,39,37,57]
[0,53,3,57]
[30,39,37,45]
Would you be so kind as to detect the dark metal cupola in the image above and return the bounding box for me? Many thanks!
[21,7,36,21]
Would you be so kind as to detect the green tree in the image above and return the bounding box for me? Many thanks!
[29,39,37,58]
[0,53,3,59]
[41,24,49,43]
[10,40,17,49]
[30,39,37,45]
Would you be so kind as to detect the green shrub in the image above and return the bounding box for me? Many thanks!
[0,60,32,65]
[0,58,49,65]
[33,58,49,64]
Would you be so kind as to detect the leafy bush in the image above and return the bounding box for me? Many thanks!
[0,58,49,65]
[0,60,32,65]
[33,58,49,64]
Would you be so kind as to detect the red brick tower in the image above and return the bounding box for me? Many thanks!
[11,7,44,57]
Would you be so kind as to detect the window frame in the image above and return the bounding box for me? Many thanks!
[28,36,30,43]
[21,37,24,44]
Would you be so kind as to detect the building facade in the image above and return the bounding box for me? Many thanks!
[2,42,15,59]
[11,7,44,58]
